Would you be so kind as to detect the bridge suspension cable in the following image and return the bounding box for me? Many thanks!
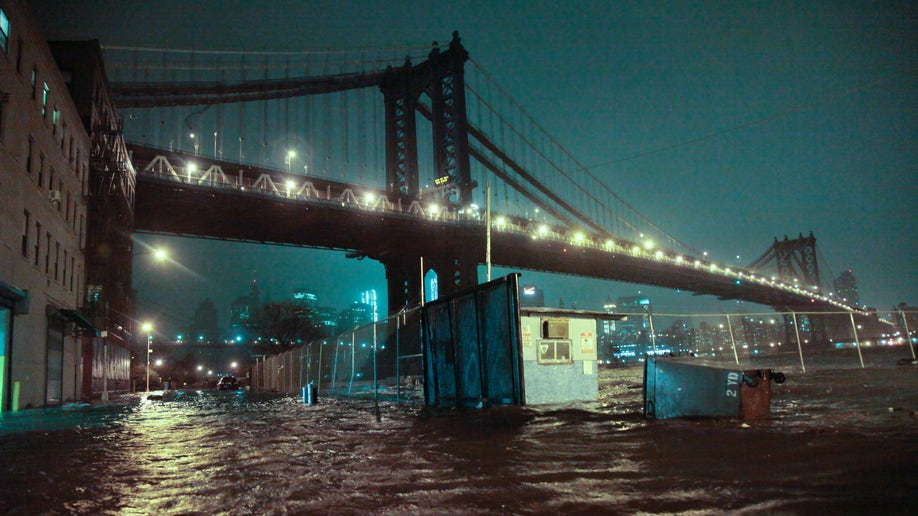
[106,42,697,257]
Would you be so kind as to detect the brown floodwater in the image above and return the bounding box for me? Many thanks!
[1,349,916,515]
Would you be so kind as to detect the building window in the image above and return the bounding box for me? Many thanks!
[38,153,44,187]
[63,250,68,285]
[41,82,49,117]
[16,36,22,73]
[26,136,33,174]
[537,340,573,365]
[45,232,51,273]
[48,167,55,194]
[21,210,30,257]
[70,256,75,291]
[31,68,37,100]
[0,92,5,139]
[0,8,9,53]
[34,222,41,266]
[52,106,60,133]
[54,241,60,281]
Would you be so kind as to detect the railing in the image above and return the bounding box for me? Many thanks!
[251,308,424,402]
[250,307,916,402]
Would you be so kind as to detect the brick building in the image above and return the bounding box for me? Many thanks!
[0,0,134,409]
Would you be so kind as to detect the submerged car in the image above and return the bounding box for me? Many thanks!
[217,375,239,391]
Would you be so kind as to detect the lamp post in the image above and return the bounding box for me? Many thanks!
[285,150,296,173]
[142,322,153,392]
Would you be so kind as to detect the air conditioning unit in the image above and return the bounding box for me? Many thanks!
[48,190,62,206]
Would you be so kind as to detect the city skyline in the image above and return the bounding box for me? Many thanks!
[33,1,918,324]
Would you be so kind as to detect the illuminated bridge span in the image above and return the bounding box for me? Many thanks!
[108,33,863,322]
[131,146,854,316]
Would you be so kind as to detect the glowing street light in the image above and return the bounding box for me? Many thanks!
[285,150,296,173]
[142,322,153,392]
[133,245,168,262]
[186,162,197,183]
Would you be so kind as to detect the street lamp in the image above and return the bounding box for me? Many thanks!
[134,245,168,262]
[285,150,296,173]
[142,322,153,392]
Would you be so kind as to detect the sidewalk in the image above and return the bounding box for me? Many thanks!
[0,395,138,436]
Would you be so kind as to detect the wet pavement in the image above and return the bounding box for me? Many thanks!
[1,351,916,515]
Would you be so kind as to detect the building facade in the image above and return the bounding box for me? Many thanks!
[49,38,136,400]
[0,0,134,409]
[0,0,92,409]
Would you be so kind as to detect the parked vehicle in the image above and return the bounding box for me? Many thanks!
[217,375,239,391]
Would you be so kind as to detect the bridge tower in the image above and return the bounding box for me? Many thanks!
[749,232,828,345]
[378,32,478,314]
[379,31,473,207]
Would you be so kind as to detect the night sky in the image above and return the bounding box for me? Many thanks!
[32,1,917,333]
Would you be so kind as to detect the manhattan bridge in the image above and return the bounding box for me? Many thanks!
[99,32,876,347]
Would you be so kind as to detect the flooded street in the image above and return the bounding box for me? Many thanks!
[1,352,916,515]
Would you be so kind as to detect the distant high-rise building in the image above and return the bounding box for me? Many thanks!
[292,288,318,309]
[834,270,860,306]
[188,298,220,343]
[314,307,339,333]
[230,280,261,328]
[520,284,544,307]
[360,290,378,321]
[338,301,373,330]
[600,297,617,335]
[613,295,652,362]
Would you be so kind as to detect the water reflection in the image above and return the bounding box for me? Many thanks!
[0,353,916,514]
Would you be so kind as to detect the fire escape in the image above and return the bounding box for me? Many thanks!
[86,109,136,346]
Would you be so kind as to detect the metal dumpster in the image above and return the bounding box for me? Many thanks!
[643,356,783,420]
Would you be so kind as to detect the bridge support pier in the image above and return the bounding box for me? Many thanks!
[382,251,480,314]
[379,250,478,384]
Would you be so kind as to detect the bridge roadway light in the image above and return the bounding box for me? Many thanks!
[186,162,197,184]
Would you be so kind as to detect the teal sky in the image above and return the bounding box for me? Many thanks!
[32,1,918,330]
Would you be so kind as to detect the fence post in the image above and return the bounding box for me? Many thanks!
[348,331,356,396]
[331,340,339,395]
[725,314,739,365]
[317,341,324,395]
[901,309,917,360]
[848,312,865,368]
[373,320,381,422]
[791,311,806,373]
